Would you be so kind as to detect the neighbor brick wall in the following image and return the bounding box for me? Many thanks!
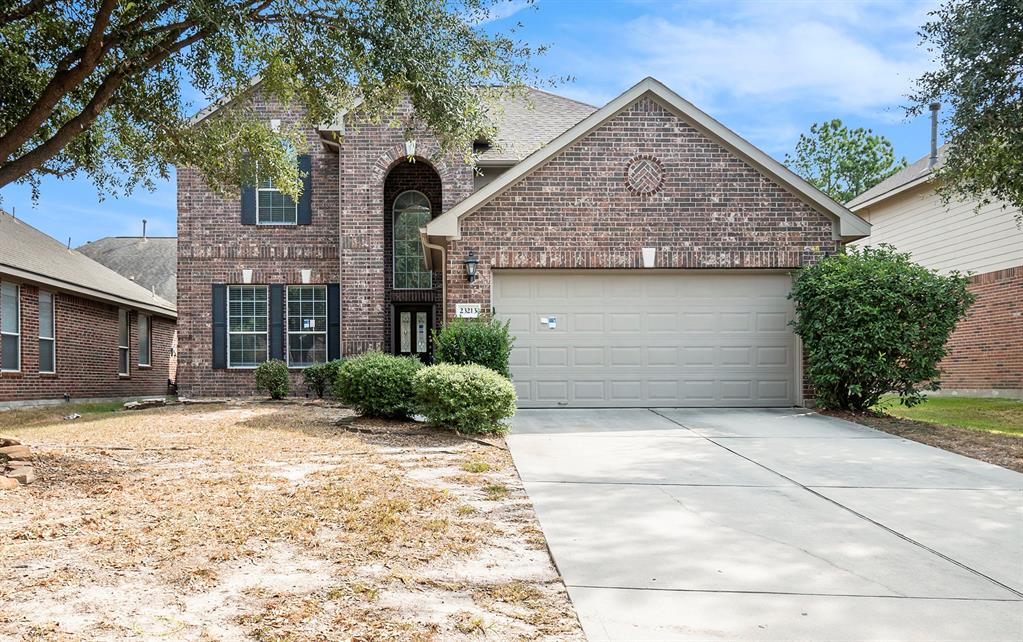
[938,266,1023,394]
[0,282,175,403]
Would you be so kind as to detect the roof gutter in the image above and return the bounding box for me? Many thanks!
[0,265,177,318]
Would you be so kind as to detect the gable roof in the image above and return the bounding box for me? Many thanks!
[77,236,177,304]
[426,77,871,241]
[0,212,176,317]
[476,88,596,163]
[846,145,947,210]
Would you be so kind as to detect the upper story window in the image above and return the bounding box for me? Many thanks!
[38,290,55,374]
[228,285,268,368]
[118,309,130,376]
[257,173,297,225]
[287,285,326,367]
[1,282,20,372]
[138,314,151,367]
[393,190,432,290]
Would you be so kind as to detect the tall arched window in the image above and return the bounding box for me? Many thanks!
[393,190,433,289]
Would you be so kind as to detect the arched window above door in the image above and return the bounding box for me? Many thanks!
[393,190,433,289]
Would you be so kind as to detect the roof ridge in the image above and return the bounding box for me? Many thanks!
[523,85,598,110]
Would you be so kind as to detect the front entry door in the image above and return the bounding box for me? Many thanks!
[394,304,433,361]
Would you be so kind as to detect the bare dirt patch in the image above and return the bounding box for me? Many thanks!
[0,402,582,641]
[827,409,1023,473]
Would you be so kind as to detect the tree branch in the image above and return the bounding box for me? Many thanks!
[0,0,55,25]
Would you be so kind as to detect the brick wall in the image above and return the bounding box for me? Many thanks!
[938,266,1023,394]
[0,283,175,403]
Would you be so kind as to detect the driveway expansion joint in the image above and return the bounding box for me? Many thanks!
[565,584,1023,602]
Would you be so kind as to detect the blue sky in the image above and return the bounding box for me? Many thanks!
[1,0,940,245]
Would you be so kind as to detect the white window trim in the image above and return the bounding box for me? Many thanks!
[255,166,298,226]
[286,285,327,368]
[138,313,151,367]
[227,285,269,369]
[392,190,433,291]
[38,290,55,374]
[118,308,130,377]
[1,282,21,373]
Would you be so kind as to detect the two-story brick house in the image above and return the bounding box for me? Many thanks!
[177,77,870,406]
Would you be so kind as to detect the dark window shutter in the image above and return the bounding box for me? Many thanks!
[212,284,227,369]
[241,183,256,225]
[297,154,312,225]
[327,283,341,361]
[269,284,284,361]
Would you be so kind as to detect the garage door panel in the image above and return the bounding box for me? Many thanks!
[495,271,797,408]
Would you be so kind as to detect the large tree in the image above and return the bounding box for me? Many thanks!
[908,0,1023,220]
[0,0,542,199]
[784,119,906,204]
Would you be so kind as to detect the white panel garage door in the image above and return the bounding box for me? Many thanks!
[493,271,798,408]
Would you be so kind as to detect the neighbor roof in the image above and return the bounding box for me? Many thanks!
[846,145,947,210]
[426,77,871,241]
[77,236,177,304]
[0,212,176,317]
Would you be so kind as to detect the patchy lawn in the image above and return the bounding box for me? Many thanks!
[828,396,1023,473]
[877,395,1023,435]
[0,401,583,641]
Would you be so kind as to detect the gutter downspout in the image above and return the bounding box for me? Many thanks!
[928,102,940,169]
[320,136,344,355]
[420,234,448,328]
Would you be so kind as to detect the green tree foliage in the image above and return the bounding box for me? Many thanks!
[784,120,906,204]
[790,246,974,411]
[433,317,514,378]
[0,0,544,198]
[908,0,1023,220]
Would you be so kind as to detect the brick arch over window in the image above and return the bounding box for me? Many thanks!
[371,142,472,212]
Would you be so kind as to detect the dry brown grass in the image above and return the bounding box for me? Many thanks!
[0,401,582,641]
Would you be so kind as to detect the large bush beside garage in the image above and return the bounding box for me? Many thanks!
[433,317,514,378]
[333,352,423,418]
[412,363,517,434]
[790,245,973,411]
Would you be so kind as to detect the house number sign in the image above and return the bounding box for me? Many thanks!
[455,303,481,318]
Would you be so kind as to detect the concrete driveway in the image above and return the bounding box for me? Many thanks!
[507,408,1023,642]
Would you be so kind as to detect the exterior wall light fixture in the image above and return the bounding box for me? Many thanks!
[463,251,479,283]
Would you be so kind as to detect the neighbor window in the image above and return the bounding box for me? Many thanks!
[392,190,432,289]
[1,282,20,372]
[118,309,130,376]
[38,290,55,373]
[138,314,151,367]
[256,171,297,225]
[228,285,268,368]
[287,285,326,367]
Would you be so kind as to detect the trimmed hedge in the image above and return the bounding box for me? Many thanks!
[254,359,290,399]
[303,359,345,398]
[412,363,516,434]
[433,317,514,378]
[332,352,423,418]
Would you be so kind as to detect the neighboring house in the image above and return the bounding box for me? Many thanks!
[177,77,870,407]
[848,146,1023,398]
[0,211,177,407]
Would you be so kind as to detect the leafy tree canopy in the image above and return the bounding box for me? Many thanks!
[0,0,545,200]
[908,0,1023,220]
[784,119,906,204]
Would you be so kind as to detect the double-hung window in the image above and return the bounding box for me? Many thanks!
[138,314,151,367]
[392,191,433,289]
[256,172,297,225]
[118,309,130,376]
[1,283,20,372]
[287,285,326,367]
[228,285,268,368]
[38,291,55,373]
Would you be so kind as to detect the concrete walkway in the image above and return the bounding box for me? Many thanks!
[507,408,1023,641]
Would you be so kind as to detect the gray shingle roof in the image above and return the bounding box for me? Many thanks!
[0,211,175,316]
[479,87,597,163]
[77,236,177,304]
[847,145,947,208]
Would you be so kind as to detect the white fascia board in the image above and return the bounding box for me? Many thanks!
[0,265,177,319]
[848,174,932,212]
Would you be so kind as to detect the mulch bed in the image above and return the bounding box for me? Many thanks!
[826,410,1023,473]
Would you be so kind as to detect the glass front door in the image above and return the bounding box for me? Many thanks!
[393,304,433,361]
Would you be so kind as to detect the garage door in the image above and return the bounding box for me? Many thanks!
[493,271,798,408]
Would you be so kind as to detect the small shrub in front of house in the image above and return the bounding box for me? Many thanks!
[303,359,345,398]
[433,317,514,378]
[412,363,517,434]
[333,352,423,418]
[254,359,291,400]
[790,245,973,411]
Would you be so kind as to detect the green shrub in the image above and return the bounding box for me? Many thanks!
[303,359,344,398]
[254,359,290,400]
[412,363,516,434]
[790,245,974,411]
[332,352,423,418]
[433,317,514,377]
